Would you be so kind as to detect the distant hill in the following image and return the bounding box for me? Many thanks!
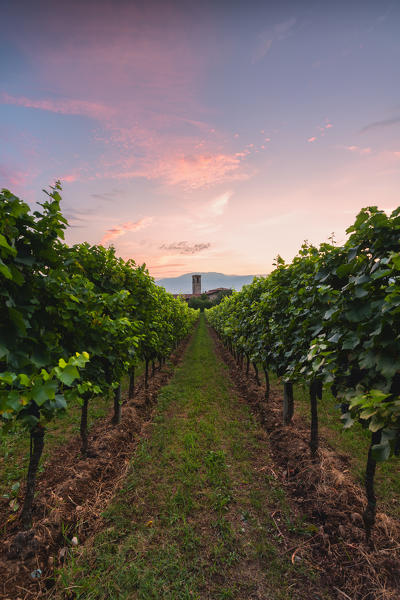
[155,272,257,294]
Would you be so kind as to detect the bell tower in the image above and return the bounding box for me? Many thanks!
[192,274,201,295]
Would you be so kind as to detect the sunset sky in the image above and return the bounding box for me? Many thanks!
[1,0,400,278]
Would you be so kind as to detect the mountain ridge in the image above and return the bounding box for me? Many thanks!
[155,272,258,294]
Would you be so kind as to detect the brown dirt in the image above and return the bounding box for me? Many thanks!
[0,333,193,600]
[209,325,400,600]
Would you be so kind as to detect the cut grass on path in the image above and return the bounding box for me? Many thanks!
[57,316,329,600]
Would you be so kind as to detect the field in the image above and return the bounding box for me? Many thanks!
[1,316,400,600]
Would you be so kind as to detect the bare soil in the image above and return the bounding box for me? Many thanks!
[0,335,192,600]
[209,325,400,600]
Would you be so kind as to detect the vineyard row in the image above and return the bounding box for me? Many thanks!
[206,205,400,540]
[0,183,198,528]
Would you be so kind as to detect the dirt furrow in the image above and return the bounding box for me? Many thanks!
[209,324,400,600]
[0,331,194,600]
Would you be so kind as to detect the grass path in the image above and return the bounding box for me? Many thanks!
[58,316,327,599]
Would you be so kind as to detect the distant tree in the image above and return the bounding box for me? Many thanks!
[210,289,233,306]
[188,289,233,312]
[188,296,212,312]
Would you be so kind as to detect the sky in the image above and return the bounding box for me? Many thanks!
[1,0,400,278]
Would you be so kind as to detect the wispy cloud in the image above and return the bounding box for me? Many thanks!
[100,217,153,245]
[63,207,104,229]
[1,92,114,121]
[307,121,333,143]
[209,191,232,216]
[252,38,273,63]
[346,145,371,155]
[91,189,124,202]
[109,152,249,189]
[6,94,252,190]
[162,154,245,189]
[2,6,260,192]
[60,173,79,183]
[252,17,296,63]
[360,116,400,133]
[0,165,31,190]
[160,241,211,255]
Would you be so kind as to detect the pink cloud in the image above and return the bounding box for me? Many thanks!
[10,4,202,114]
[161,154,249,188]
[60,173,78,183]
[1,92,114,121]
[346,145,372,155]
[100,217,153,245]
[309,121,332,142]
[0,165,31,190]
[4,5,257,192]
[108,151,249,189]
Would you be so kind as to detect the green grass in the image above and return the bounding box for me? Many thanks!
[0,397,110,505]
[268,374,400,519]
[0,363,144,509]
[57,316,329,600]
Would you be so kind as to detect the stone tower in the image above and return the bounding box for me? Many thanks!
[192,274,201,295]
